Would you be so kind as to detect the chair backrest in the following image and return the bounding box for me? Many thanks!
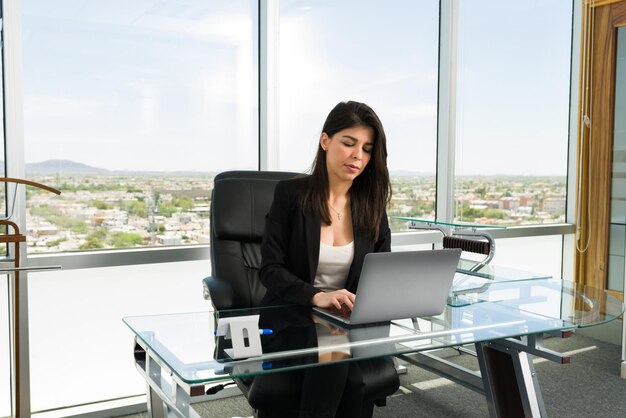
[210,170,300,308]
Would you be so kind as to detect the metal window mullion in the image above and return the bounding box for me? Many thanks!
[436,0,459,224]
[3,0,31,416]
[26,245,212,271]
[259,0,280,171]
[562,0,582,283]
[566,0,582,229]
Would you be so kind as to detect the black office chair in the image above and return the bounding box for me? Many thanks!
[203,170,398,417]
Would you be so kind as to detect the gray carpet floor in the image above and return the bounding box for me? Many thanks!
[120,333,626,418]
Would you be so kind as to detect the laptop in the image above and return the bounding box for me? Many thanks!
[312,248,461,326]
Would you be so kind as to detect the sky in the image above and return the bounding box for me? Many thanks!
[20,0,573,176]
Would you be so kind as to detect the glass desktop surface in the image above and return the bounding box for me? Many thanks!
[392,216,507,230]
[448,271,553,307]
[453,278,624,328]
[456,260,552,281]
[123,278,623,386]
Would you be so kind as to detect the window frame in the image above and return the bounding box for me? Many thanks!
[1,0,580,416]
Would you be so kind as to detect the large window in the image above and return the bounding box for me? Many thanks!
[0,1,579,415]
[491,235,564,280]
[277,0,440,232]
[453,1,573,227]
[18,0,260,412]
[21,0,259,253]
[27,262,210,412]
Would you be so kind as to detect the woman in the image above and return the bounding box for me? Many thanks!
[260,100,391,308]
[257,100,398,417]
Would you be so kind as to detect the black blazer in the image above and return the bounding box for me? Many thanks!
[259,176,391,306]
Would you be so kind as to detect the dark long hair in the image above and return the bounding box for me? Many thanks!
[301,100,391,239]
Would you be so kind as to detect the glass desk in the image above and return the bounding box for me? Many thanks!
[392,216,507,230]
[124,277,623,418]
[457,260,552,281]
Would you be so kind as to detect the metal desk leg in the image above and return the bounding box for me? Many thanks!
[134,338,201,418]
[146,355,166,418]
[147,384,166,418]
[476,340,547,418]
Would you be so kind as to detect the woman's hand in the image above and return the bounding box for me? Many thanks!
[311,289,356,310]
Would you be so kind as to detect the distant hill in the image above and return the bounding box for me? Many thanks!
[25,159,109,174]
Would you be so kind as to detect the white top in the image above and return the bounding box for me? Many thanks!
[313,241,355,292]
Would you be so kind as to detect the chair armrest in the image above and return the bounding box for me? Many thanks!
[202,276,234,310]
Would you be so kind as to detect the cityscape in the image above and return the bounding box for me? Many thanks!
[19,161,566,254]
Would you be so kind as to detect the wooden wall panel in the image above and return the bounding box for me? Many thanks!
[577,1,626,291]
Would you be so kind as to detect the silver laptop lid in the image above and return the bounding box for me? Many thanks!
[348,248,461,325]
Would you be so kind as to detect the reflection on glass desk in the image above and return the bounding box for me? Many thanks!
[124,277,623,418]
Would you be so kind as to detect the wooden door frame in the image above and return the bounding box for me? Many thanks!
[576,0,626,299]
